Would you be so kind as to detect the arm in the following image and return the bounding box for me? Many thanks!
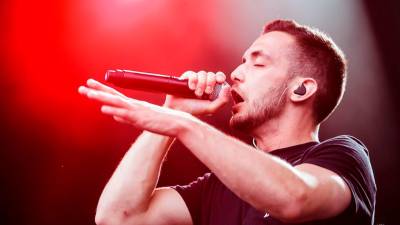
[95,131,192,225]
[177,119,351,222]
[79,80,192,225]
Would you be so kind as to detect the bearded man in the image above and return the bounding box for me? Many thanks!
[79,19,376,225]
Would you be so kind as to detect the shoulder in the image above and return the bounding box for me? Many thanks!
[302,135,376,200]
[309,135,377,220]
[300,135,376,223]
[302,135,376,189]
[304,135,370,160]
[319,135,367,150]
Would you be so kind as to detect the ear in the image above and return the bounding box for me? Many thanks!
[289,78,318,103]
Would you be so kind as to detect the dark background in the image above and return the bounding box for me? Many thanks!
[1,0,399,224]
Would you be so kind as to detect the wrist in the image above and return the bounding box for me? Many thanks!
[141,131,175,146]
[175,113,200,140]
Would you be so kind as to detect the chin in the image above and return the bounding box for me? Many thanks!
[229,113,255,132]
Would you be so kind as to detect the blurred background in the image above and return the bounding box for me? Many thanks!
[1,0,399,224]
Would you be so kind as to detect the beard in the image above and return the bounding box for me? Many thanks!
[229,82,288,132]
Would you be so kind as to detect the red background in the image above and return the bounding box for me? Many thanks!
[1,1,399,224]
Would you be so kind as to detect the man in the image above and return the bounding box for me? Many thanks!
[79,20,376,225]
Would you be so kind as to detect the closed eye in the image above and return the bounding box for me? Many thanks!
[254,64,264,67]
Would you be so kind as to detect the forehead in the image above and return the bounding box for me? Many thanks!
[244,31,297,59]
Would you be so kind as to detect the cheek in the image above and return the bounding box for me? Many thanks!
[248,85,279,109]
[247,93,266,114]
[263,66,288,82]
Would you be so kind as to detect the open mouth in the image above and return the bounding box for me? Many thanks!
[231,89,244,105]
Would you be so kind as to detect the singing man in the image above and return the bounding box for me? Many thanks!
[79,19,376,225]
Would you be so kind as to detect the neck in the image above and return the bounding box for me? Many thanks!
[251,114,319,152]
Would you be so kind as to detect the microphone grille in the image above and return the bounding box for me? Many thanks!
[209,82,229,101]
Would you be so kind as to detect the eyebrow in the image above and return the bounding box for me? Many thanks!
[242,49,271,62]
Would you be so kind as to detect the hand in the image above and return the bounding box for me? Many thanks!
[163,71,231,115]
[78,79,194,137]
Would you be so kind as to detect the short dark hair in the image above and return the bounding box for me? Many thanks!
[263,19,347,124]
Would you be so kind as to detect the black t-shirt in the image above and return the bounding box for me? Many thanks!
[172,135,376,225]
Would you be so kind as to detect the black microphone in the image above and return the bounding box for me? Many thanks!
[105,69,226,100]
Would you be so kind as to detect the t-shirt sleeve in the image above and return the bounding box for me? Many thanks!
[171,173,211,225]
[301,135,376,222]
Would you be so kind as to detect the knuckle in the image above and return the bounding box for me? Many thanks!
[205,73,216,93]
[116,97,126,105]
[197,74,206,84]
[198,80,206,88]
[182,70,194,78]
[189,72,198,80]
[216,71,226,80]
[207,72,216,80]
[189,75,198,85]
[198,71,207,81]
[207,75,216,85]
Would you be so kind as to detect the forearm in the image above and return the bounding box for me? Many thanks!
[177,119,314,219]
[96,131,174,223]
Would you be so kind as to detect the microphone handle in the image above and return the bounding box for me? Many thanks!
[105,69,221,100]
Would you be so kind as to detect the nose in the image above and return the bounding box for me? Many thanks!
[230,65,244,83]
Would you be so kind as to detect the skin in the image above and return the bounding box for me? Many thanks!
[79,31,351,225]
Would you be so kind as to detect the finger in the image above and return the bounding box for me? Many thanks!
[216,71,226,83]
[78,86,90,96]
[101,105,131,119]
[79,85,130,105]
[208,85,231,113]
[205,72,216,94]
[195,71,207,96]
[113,115,130,124]
[180,71,195,91]
[87,79,126,97]
[87,90,130,108]
[187,71,198,90]
[179,71,194,80]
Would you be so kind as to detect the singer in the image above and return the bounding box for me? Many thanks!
[79,20,376,225]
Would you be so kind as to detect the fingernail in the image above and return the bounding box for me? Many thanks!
[78,86,85,93]
[87,79,98,86]
[101,106,111,113]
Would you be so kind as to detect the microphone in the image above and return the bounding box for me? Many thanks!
[105,69,226,100]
